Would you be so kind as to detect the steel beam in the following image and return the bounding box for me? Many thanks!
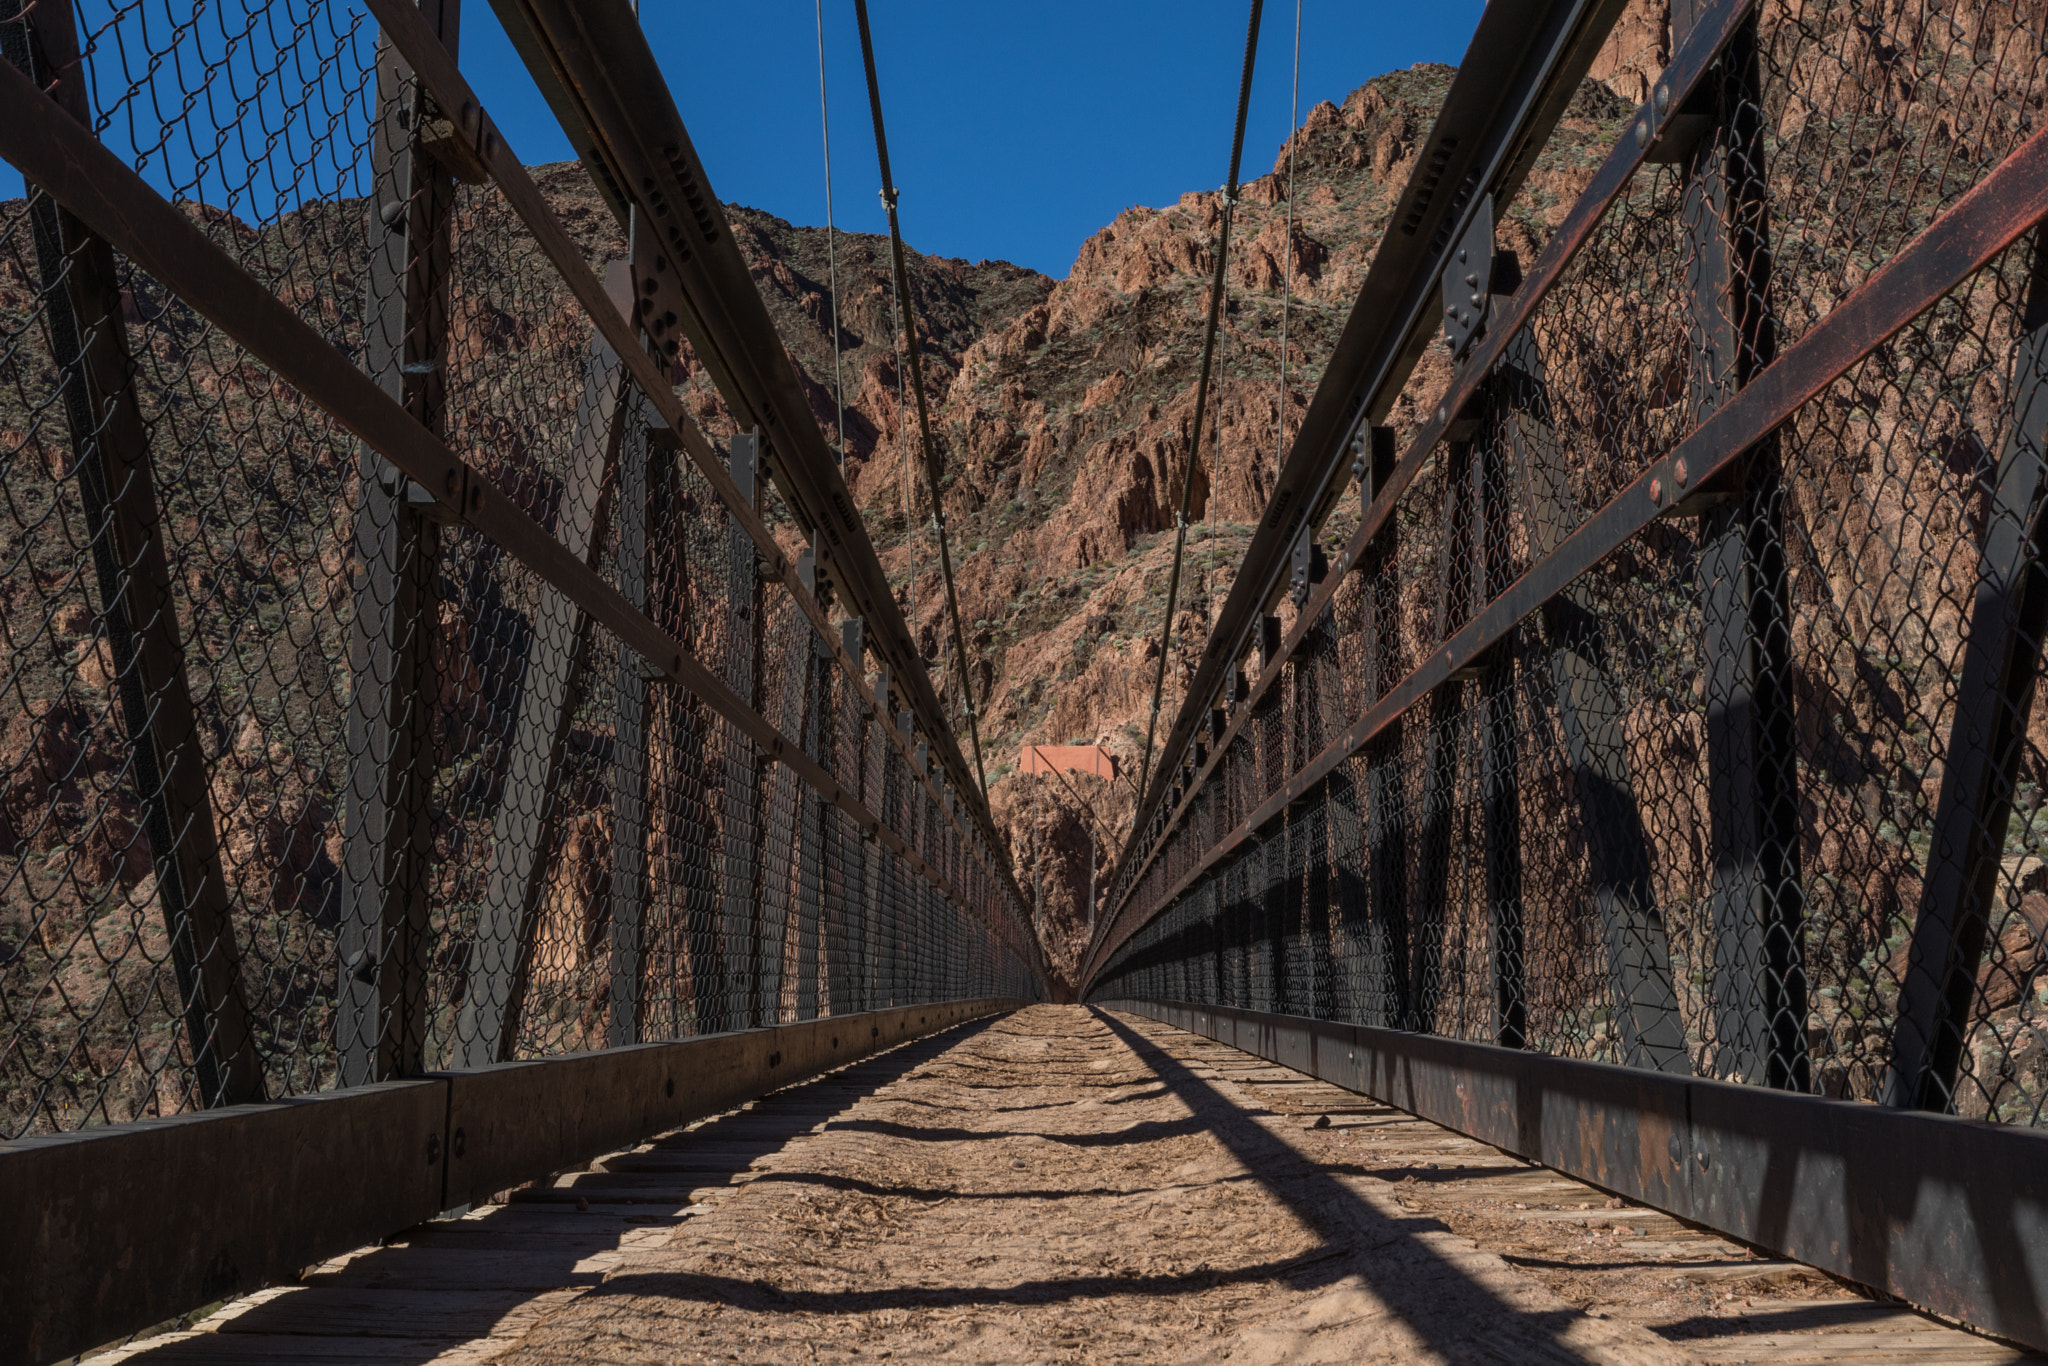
[0,36,1025,977]
[458,261,633,1065]
[1887,227,2048,1112]
[1103,997,2048,1355]
[1477,417,1525,1048]
[1672,8,1807,1090]
[1089,0,1766,983]
[481,0,1016,874]
[1103,0,1635,906]
[1,0,262,1107]
[5,999,1024,1366]
[339,1,461,1084]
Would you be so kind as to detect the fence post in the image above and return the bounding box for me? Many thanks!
[1887,227,2048,1112]
[827,619,866,1016]
[1360,429,1413,1030]
[1479,425,1525,1049]
[606,387,663,1048]
[1662,11,1809,1090]
[1408,439,1478,1032]
[719,431,765,1030]
[2,0,262,1107]
[338,0,462,1085]
[458,260,631,1065]
[793,549,826,1021]
[1502,335,1689,1074]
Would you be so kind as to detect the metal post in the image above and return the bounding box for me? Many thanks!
[1502,335,1689,1074]
[339,0,461,1084]
[1408,438,1479,1034]
[1887,226,2048,1112]
[825,618,864,1016]
[2,0,262,1107]
[459,259,632,1065]
[606,393,659,1048]
[1359,429,1412,1030]
[1676,9,1806,1089]
[719,431,765,1028]
[1298,618,1338,1019]
[1479,412,1525,1049]
[793,549,825,1021]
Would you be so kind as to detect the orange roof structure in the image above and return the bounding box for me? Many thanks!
[1019,745,1118,782]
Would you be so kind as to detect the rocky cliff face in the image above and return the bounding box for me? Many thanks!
[710,53,1643,985]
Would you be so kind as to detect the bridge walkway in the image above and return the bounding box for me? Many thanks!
[101,1008,2035,1365]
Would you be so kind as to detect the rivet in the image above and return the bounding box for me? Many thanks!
[443,469,459,495]
[1674,456,1689,486]
[1437,405,1447,424]
[469,483,483,510]
[1650,476,1664,503]
[1635,119,1650,150]
[1655,82,1672,114]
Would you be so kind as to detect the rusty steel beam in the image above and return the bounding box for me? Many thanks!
[481,0,1012,865]
[1105,0,1644,903]
[0,45,1037,975]
[1087,110,2048,991]
[1886,225,2048,1113]
[1104,997,2048,1354]
[0,0,263,1107]
[1092,0,1764,973]
[354,0,1041,976]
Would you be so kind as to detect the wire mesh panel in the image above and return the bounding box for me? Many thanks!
[1094,0,2048,1126]
[0,0,1038,1142]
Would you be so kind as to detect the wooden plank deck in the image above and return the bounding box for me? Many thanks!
[91,1008,2041,1364]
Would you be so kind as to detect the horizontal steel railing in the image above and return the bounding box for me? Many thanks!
[1086,5,2048,1350]
[5,999,1020,1365]
[0,2,1045,1355]
[1102,999,2048,1353]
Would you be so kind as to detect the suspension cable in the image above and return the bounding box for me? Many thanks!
[1276,0,1300,469]
[853,0,990,798]
[1135,0,1266,806]
[816,0,845,465]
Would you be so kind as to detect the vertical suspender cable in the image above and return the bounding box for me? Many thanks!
[853,0,990,799]
[1135,0,1266,806]
[816,0,845,465]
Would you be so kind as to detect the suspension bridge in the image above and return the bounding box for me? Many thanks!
[5,0,2048,1360]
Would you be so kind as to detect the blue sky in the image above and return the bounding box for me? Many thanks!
[511,0,1488,276]
[11,0,1487,280]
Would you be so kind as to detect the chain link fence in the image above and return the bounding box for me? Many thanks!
[0,0,1037,1142]
[1094,0,2048,1125]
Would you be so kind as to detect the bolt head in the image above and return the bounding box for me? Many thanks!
[1655,82,1672,113]
[1649,476,1664,503]
[1635,119,1650,149]
[1674,457,1689,486]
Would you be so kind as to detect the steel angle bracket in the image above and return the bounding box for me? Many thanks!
[1440,195,1524,363]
